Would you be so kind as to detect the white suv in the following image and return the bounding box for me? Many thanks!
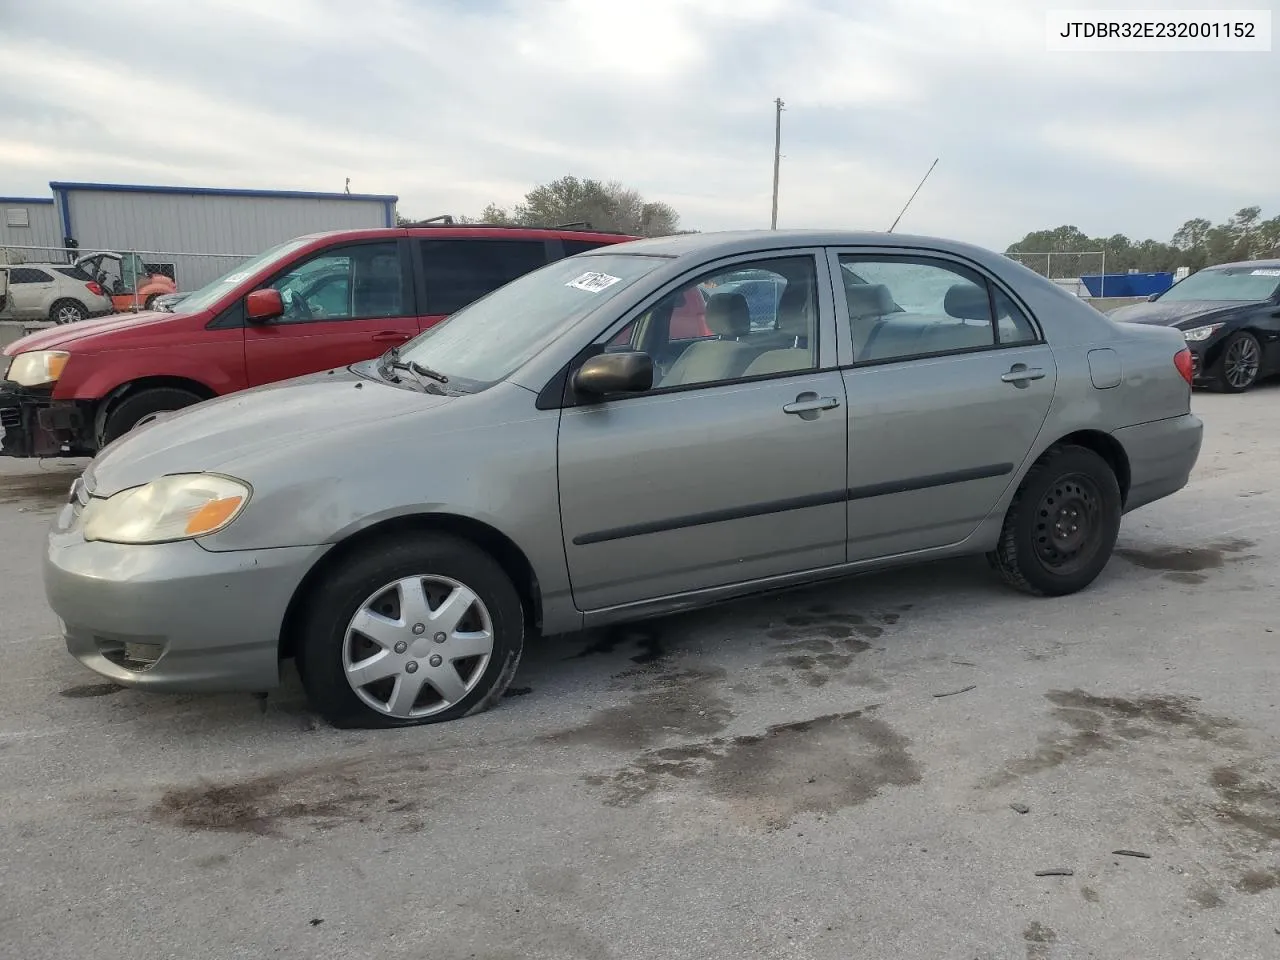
[0,263,113,324]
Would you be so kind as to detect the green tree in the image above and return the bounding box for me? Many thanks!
[473,176,685,237]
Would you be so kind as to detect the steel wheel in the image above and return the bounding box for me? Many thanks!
[1031,472,1104,577]
[342,575,494,720]
[1222,333,1260,390]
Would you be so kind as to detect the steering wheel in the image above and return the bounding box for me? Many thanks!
[283,288,313,321]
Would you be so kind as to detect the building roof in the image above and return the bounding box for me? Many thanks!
[48,181,398,203]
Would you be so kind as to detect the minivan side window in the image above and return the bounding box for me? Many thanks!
[268,242,407,323]
[419,239,548,315]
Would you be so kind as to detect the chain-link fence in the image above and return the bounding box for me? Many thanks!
[1,244,256,322]
[1005,251,1109,297]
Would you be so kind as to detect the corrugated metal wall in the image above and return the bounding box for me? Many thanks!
[60,189,395,288]
[0,199,63,260]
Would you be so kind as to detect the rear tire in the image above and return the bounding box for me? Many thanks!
[50,299,86,324]
[100,387,204,447]
[297,533,525,729]
[988,444,1121,597]
[1211,331,1261,393]
[143,294,159,311]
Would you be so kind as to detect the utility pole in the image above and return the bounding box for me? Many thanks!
[770,97,784,229]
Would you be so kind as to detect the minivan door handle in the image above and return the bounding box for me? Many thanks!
[371,330,412,343]
[783,393,841,418]
[1001,365,1046,385]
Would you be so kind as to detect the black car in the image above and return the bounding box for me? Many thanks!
[1107,259,1280,392]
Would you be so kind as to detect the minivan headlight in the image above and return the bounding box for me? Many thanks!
[82,474,251,544]
[7,351,69,386]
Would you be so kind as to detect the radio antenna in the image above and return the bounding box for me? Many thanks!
[888,158,938,233]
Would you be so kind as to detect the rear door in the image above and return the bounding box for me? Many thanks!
[244,239,418,386]
[6,267,56,319]
[413,238,551,332]
[831,249,1058,561]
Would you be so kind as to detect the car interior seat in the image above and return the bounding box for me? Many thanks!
[658,292,755,387]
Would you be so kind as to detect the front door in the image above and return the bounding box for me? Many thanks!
[244,240,418,386]
[832,250,1058,561]
[557,252,849,611]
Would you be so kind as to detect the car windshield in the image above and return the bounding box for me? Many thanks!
[1159,266,1280,302]
[166,238,314,314]
[393,253,665,387]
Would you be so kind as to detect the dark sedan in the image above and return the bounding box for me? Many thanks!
[1108,259,1280,392]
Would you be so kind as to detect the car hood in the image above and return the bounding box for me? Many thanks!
[2,309,176,354]
[85,366,455,496]
[1107,299,1253,329]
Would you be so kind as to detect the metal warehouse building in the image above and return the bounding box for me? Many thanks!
[0,196,62,255]
[5,182,398,289]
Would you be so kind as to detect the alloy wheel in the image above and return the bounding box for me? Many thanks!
[1224,335,1260,389]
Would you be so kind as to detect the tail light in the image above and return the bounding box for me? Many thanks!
[1174,348,1194,386]
[86,281,104,296]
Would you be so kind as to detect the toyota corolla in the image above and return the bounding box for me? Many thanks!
[43,230,1203,727]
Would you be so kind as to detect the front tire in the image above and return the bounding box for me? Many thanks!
[988,444,1121,597]
[50,299,86,324]
[100,386,204,447]
[297,534,525,728]
[1212,330,1261,393]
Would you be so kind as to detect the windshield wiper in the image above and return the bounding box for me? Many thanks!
[378,347,449,388]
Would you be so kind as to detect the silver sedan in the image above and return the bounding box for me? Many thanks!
[43,230,1203,727]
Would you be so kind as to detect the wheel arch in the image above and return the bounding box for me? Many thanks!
[1037,429,1132,507]
[277,513,542,661]
[92,376,218,444]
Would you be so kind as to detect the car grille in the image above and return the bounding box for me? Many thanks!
[0,407,19,429]
[1191,353,1201,377]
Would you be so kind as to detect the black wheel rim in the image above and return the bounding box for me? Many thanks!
[1225,336,1259,389]
[1033,472,1104,576]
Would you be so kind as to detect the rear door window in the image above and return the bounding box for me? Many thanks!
[418,239,549,315]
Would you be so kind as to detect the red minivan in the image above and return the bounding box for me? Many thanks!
[0,225,650,458]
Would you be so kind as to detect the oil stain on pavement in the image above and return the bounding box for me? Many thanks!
[583,706,920,830]
[1115,537,1257,583]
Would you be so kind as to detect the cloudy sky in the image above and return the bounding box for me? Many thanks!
[1,0,1275,249]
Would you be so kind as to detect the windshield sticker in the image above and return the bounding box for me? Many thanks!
[224,272,250,283]
[1249,269,1280,276]
[566,271,623,293]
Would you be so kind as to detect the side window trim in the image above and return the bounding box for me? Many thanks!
[827,246,1046,367]
[557,248,838,408]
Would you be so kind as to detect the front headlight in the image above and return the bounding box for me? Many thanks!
[82,474,251,544]
[7,350,70,386]
[1183,323,1224,342]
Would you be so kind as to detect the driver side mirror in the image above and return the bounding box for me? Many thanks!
[572,351,654,397]
[245,288,284,322]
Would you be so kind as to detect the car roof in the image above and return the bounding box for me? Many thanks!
[587,229,1012,265]
[1201,257,1280,271]
[293,225,637,244]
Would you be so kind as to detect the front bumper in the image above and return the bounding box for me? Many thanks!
[0,382,93,458]
[44,500,330,692]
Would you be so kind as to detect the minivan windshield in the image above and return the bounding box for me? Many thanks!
[394,253,665,387]
[1159,266,1280,303]
[166,238,314,314]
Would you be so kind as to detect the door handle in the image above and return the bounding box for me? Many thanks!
[1001,366,1046,384]
[783,395,841,415]
[371,330,412,343]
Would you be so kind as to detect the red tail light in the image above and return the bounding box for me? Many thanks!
[86,281,104,296]
[1174,348,1194,386]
